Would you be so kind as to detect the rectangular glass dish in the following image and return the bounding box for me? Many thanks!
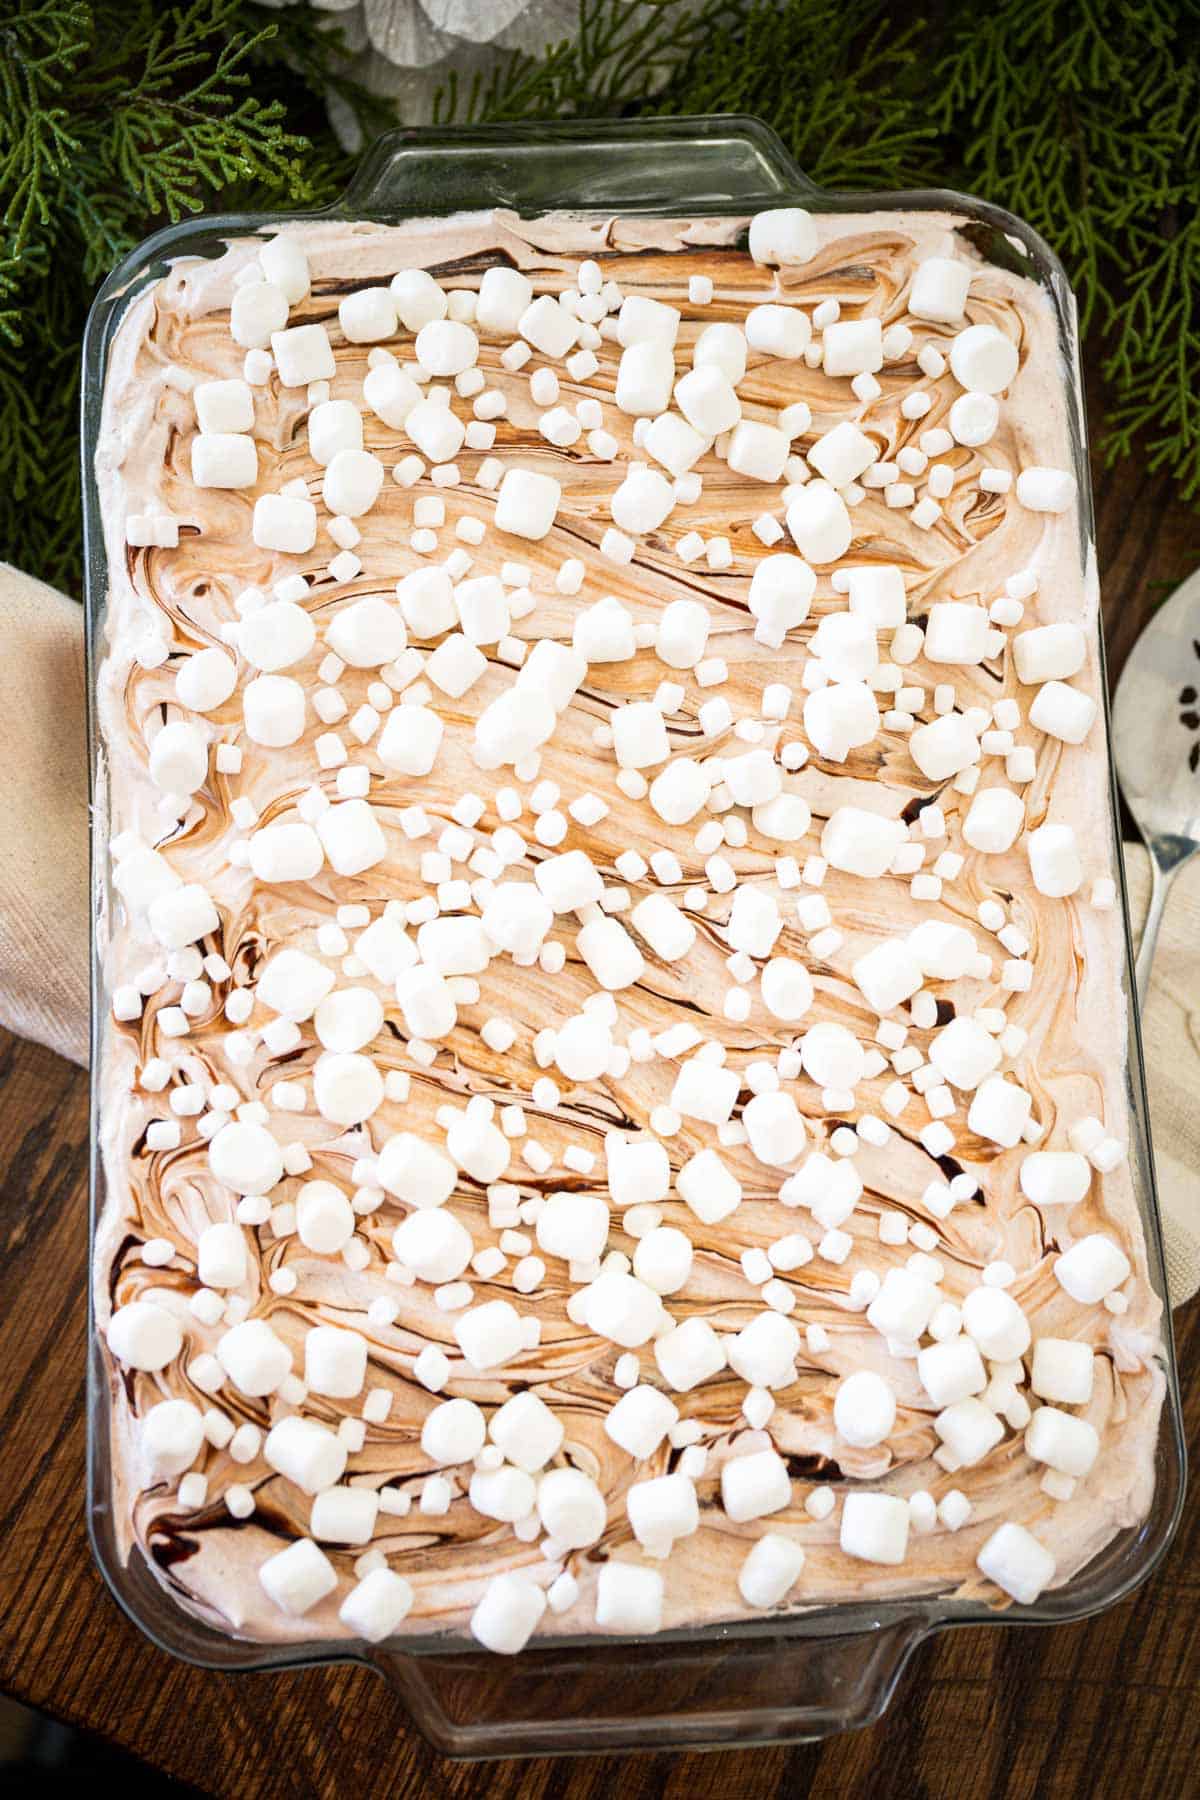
[83,115,1185,1756]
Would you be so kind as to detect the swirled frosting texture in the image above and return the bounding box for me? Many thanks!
[94,207,1162,1647]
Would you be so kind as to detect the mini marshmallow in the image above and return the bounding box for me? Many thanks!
[594,1561,664,1636]
[822,317,883,377]
[840,1492,910,1565]
[917,1335,987,1408]
[1029,682,1096,745]
[676,1147,742,1225]
[585,1269,664,1348]
[311,1485,380,1545]
[537,1467,607,1548]
[239,599,316,672]
[1054,1234,1131,1304]
[675,364,742,436]
[605,1384,679,1459]
[962,786,1025,854]
[264,1416,347,1494]
[191,432,256,489]
[1025,1405,1100,1478]
[537,1191,610,1264]
[476,265,534,335]
[217,1318,292,1395]
[748,208,818,266]
[821,806,906,878]
[808,421,875,489]
[721,1448,792,1523]
[645,411,708,478]
[930,1016,1001,1091]
[961,1285,1031,1361]
[471,1572,547,1654]
[494,467,561,540]
[208,1120,284,1192]
[654,1315,726,1391]
[694,321,748,384]
[392,1208,473,1284]
[949,323,1019,393]
[305,1323,368,1397]
[1031,1338,1095,1406]
[339,1569,414,1644]
[615,340,675,416]
[628,1471,699,1554]
[308,399,363,466]
[833,1369,897,1447]
[910,712,980,780]
[1019,1151,1091,1209]
[1027,822,1083,897]
[176,648,237,713]
[1012,623,1086,685]
[455,1299,527,1369]
[738,1533,806,1609]
[909,257,972,322]
[746,303,811,360]
[924,603,992,666]
[976,1520,1056,1604]
[271,323,336,387]
[143,1399,206,1477]
[260,1539,337,1618]
[751,560,821,660]
[106,1299,183,1372]
[378,1132,457,1208]
[1016,467,1077,513]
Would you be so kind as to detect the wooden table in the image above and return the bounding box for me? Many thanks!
[1,373,1197,1799]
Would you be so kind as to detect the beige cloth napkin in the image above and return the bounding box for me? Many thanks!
[0,564,1195,1301]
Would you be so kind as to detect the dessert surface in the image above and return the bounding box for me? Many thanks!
[94,202,1163,1653]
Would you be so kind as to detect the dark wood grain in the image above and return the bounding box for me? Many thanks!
[0,384,1196,1798]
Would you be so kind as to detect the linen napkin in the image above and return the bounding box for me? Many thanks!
[0,562,1195,1302]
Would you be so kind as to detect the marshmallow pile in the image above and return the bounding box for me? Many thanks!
[101,202,1147,1656]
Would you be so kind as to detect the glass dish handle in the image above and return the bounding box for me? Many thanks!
[340,115,816,221]
[366,1615,931,1757]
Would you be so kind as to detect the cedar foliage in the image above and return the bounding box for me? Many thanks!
[2,0,1197,592]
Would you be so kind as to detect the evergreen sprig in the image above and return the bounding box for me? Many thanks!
[0,0,375,591]
[448,0,1200,509]
[1,0,1198,594]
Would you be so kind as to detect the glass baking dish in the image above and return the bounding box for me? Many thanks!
[82,113,1186,1758]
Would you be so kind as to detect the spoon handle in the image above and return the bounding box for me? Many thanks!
[1135,856,1177,1009]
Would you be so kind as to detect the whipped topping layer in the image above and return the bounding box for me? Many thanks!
[94,205,1163,1651]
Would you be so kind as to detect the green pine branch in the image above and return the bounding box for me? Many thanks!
[1,0,1198,595]
[0,0,375,590]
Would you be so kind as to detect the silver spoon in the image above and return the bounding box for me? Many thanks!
[1112,566,1200,1006]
